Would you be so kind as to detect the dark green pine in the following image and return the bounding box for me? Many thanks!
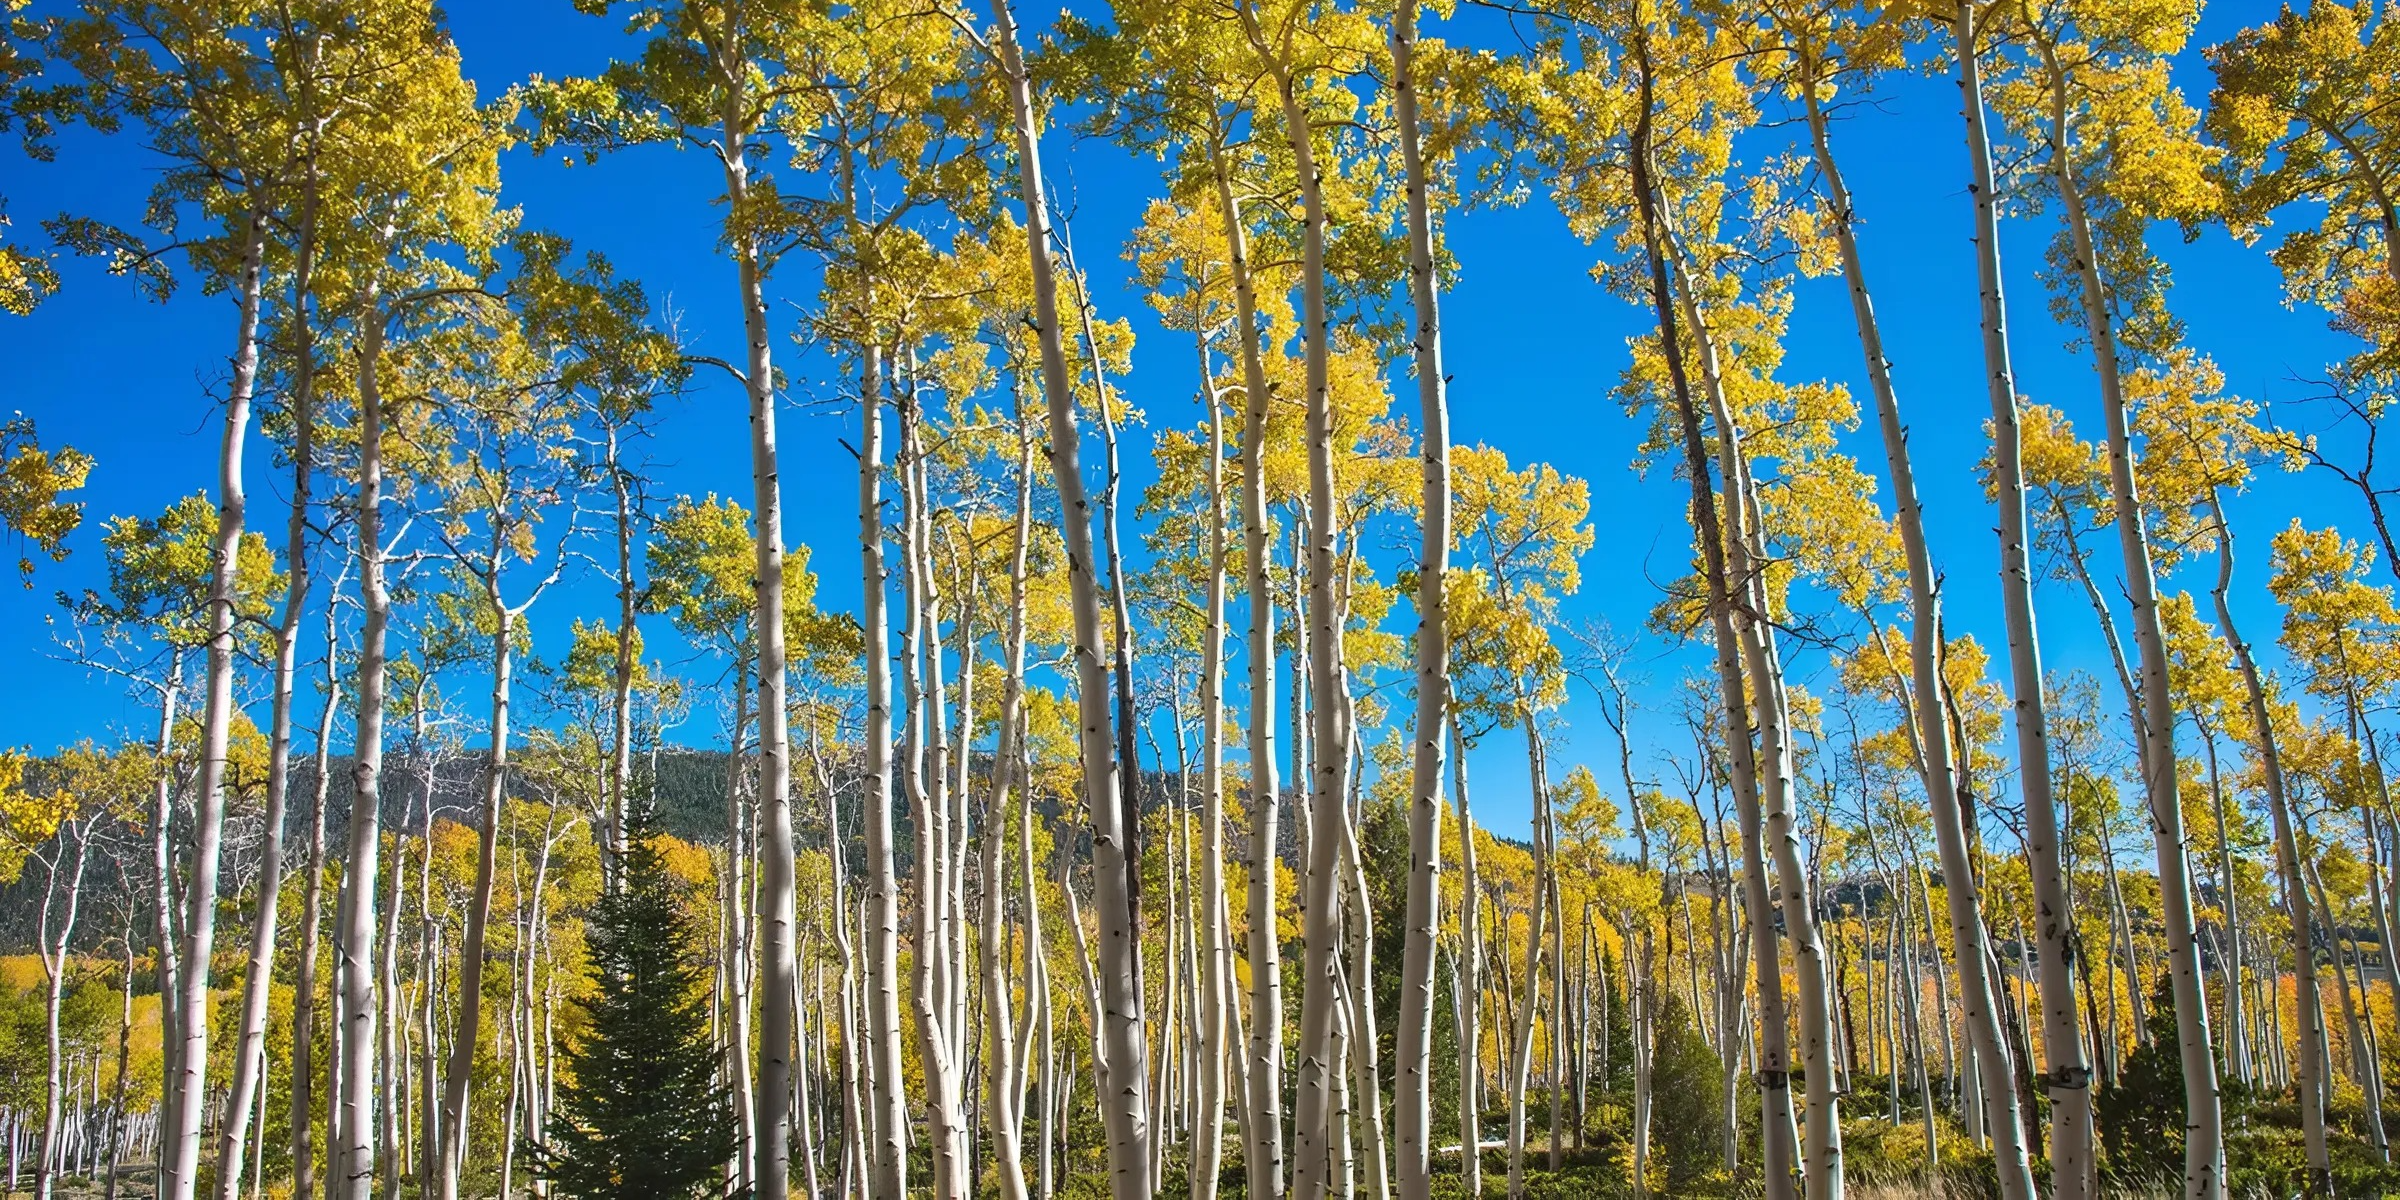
[525,806,742,1200]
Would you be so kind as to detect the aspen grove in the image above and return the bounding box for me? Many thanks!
[7,0,2400,1196]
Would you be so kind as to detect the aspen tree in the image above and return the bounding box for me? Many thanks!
[1390,0,1452,1193]
[1777,6,2033,1193]
[321,17,505,1189]
[528,4,876,1187]
[1995,2,2228,1182]
[10,751,114,1200]
[1664,233,1852,1200]
[61,494,279,1190]
[51,10,297,1187]
[986,0,1152,1187]
[1447,455,1588,1196]
[981,416,1040,1200]
[1226,0,1379,1186]
[213,40,334,1185]
[1062,4,1289,1172]
[1627,51,1807,1194]
[1127,198,1242,1198]
[2139,367,2278,1095]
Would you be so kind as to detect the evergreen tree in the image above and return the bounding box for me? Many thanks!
[526,806,740,1200]
[1650,991,1729,1194]
[2096,974,2184,1185]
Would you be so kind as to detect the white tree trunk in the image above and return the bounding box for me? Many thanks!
[2037,37,2224,1192]
[989,0,1150,1190]
[2206,492,2332,1184]
[1207,140,1288,1200]
[1629,52,1798,1198]
[35,824,92,1200]
[1391,5,1451,1194]
[164,203,269,1200]
[718,69,800,1200]
[335,286,394,1200]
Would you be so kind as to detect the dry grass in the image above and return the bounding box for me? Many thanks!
[1841,1181,2178,1200]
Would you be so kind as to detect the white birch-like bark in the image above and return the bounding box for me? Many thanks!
[334,285,394,1200]
[1948,14,2056,1191]
[2035,35,2224,1191]
[291,626,335,1198]
[163,202,270,1200]
[714,35,800,1197]
[1450,714,1482,1197]
[1225,16,1354,1190]
[1194,329,1234,1200]
[1391,5,1450,1194]
[854,336,909,1195]
[2204,492,2332,1185]
[1206,140,1288,1200]
[1629,42,1798,1198]
[983,429,1038,1200]
[34,823,91,1200]
[1668,244,1844,1200]
[215,192,320,1198]
[989,0,1150,1189]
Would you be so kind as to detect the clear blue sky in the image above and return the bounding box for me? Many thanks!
[0,0,2361,841]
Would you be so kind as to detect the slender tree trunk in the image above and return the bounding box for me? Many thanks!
[164,201,270,1200]
[216,174,320,1200]
[1631,38,1797,1199]
[1219,17,1354,1193]
[1194,330,1233,1200]
[898,381,972,1200]
[2198,727,2252,1085]
[335,285,394,1200]
[608,428,638,872]
[36,825,91,1200]
[2035,41,2223,1194]
[1505,725,1554,1200]
[1391,6,1450,1196]
[1859,14,2054,1194]
[855,332,908,1198]
[717,50,800,1199]
[1208,137,1287,1200]
[1451,715,1482,1196]
[435,594,517,1200]
[2206,492,2332,1188]
[727,654,757,1190]
[989,1,1149,1190]
[1669,246,1844,1200]
[982,426,1038,1200]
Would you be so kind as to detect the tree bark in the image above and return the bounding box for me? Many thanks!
[2207,491,2332,1188]
[984,429,1038,1200]
[164,200,270,1200]
[335,283,394,1200]
[1208,139,1287,1200]
[1195,329,1233,1200]
[1390,6,1450,1197]
[214,187,319,1198]
[716,39,800,1198]
[989,0,1151,1189]
[2037,37,2224,1192]
[1631,36,1798,1199]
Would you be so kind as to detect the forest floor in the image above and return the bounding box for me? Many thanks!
[14,1162,157,1200]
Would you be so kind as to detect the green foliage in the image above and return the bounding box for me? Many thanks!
[1648,990,1729,1195]
[2097,974,2186,1183]
[0,416,90,583]
[524,806,741,1200]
